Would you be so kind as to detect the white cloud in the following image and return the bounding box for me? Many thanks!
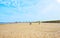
[41,4,54,13]
[56,0,60,3]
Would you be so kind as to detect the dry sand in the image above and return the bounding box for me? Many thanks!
[0,23,60,38]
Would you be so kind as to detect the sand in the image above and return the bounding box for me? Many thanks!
[0,23,60,38]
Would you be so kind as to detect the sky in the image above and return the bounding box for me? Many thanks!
[0,0,60,22]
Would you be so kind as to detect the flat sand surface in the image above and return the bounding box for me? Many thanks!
[0,23,60,38]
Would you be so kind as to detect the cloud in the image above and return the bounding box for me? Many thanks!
[56,0,60,3]
[41,4,54,14]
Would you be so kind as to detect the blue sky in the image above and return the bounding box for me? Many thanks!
[0,0,60,22]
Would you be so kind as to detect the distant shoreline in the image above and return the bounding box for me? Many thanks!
[0,20,60,24]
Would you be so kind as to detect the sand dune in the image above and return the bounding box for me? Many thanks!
[0,23,60,38]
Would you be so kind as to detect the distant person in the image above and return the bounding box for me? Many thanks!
[29,22,32,25]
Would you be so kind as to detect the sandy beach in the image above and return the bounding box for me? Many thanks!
[0,23,60,38]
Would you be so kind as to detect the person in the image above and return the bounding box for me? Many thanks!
[39,21,40,24]
[29,22,32,25]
